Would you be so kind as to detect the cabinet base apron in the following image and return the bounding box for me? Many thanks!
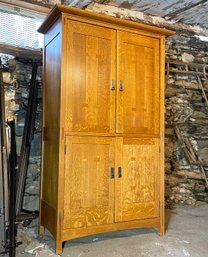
[62,218,161,241]
[40,209,162,253]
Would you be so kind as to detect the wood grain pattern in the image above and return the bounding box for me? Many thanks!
[63,136,115,229]
[63,216,160,241]
[40,27,62,253]
[159,37,166,236]
[115,138,160,222]
[41,200,57,238]
[42,31,61,208]
[63,20,116,133]
[40,20,63,254]
[117,31,160,135]
[64,132,160,138]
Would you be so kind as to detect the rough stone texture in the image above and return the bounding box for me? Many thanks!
[1,53,42,211]
[63,0,93,8]
[86,3,208,36]
[165,34,208,207]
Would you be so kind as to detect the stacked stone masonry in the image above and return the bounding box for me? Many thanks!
[1,53,42,211]
[165,35,208,207]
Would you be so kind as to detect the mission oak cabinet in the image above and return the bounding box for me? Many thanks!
[38,4,174,254]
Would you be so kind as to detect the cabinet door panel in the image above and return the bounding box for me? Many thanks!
[64,20,116,133]
[115,138,160,222]
[64,136,115,229]
[117,31,160,135]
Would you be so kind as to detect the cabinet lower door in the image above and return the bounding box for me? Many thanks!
[63,136,115,229]
[115,138,160,222]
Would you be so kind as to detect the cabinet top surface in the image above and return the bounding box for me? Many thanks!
[38,4,175,36]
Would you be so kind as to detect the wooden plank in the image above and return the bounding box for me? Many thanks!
[167,60,208,68]
[197,75,208,107]
[166,60,208,76]
[0,44,42,59]
[63,215,160,241]
[165,69,208,76]
[40,200,57,239]
[159,36,165,236]
[174,126,208,188]
[0,0,51,14]
[63,131,161,138]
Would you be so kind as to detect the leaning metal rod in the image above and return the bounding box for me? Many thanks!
[0,58,9,252]
[0,103,5,254]
[15,62,38,216]
[7,120,17,257]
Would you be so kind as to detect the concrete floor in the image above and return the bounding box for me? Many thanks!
[16,204,208,257]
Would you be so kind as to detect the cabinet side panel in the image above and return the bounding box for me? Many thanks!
[41,32,61,214]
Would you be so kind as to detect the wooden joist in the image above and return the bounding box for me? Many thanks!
[0,0,51,15]
[174,126,208,188]
[166,60,208,76]
[0,44,42,60]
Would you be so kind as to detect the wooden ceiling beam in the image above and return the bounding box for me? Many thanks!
[0,44,42,60]
[0,0,51,15]
[165,0,208,20]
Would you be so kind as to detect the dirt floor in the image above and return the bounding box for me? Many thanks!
[13,204,208,257]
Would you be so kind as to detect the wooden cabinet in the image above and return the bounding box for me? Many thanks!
[38,4,174,254]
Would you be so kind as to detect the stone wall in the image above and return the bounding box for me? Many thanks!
[1,53,42,211]
[165,35,208,206]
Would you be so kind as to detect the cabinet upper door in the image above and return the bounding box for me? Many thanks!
[117,31,160,135]
[63,136,115,229]
[115,138,160,222]
[63,20,116,133]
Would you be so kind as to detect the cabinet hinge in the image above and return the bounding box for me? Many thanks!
[159,145,161,154]
[64,144,67,155]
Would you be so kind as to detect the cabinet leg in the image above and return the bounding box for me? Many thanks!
[56,241,63,254]
[39,225,45,235]
[158,224,165,236]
